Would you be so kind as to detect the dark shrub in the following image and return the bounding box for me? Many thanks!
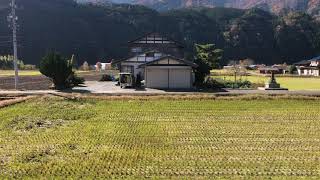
[135,74,142,88]
[235,80,251,88]
[99,74,113,81]
[204,77,252,89]
[288,65,297,74]
[40,52,72,89]
[40,52,85,89]
[67,72,85,87]
[203,78,225,89]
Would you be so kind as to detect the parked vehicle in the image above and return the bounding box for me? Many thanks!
[119,73,135,88]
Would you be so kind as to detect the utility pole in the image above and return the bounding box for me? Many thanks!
[8,0,19,90]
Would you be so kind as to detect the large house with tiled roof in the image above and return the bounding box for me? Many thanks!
[112,32,197,89]
[295,56,320,76]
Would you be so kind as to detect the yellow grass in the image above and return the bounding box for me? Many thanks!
[0,70,41,77]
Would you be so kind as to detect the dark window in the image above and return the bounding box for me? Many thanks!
[121,65,134,74]
[146,52,155,57]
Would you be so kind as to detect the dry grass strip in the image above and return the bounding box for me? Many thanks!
[0,96,36,108]
[46,92,320,101]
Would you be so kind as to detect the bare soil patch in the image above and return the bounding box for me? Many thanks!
[0,76,51,90]
[0,72,103,90]
[6,117,65,132]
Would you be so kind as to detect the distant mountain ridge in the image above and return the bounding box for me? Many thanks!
[78,0,320,15]
[1,0,320,66]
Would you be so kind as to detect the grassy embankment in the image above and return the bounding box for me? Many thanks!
[0,96,320,178]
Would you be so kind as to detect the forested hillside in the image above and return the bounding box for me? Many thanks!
[0,0,319,65]
[81,0,320,15]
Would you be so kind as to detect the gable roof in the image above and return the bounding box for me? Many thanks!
[294,56,320,66]
[111,50,165,65]
[309,56,320,61]
[127,32,184,48]
[259,67,280,71]
[138,55,198,68]
[294,60,311,66]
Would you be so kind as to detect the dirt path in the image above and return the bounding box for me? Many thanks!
[0,96,35,108]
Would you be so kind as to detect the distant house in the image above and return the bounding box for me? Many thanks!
[258,64,288,74]
[295,56,320,76]
[94,63,112,71]
[248,65,261,70]
[113,32,198,89]
[259,67,282,74]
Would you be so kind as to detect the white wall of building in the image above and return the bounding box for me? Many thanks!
[298,68,320,76]
[145,66,192,89]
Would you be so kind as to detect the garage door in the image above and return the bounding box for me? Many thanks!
[169,69,191,89]
[146,68,191,89]
[146,69,169,88]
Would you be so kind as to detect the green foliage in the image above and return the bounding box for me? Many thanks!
[204,77,252,89]
[99,74,113,81]
[223,9,276,63]
[288,65,297,74]
[274,12,319,62]
[39,52,73,89]
[20,64,37,70]
[194,57,211,86]
[67,72,85,87]
[194,44,223,86]
[212,75,320,90]
[195,44,223,69]
[135,73,142,88]
[0,55,24,70]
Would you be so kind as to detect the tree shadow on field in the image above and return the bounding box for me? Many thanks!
[134,87,147,91]
[59,88,92,94]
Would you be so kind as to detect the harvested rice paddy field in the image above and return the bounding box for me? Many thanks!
[1,96,320,178]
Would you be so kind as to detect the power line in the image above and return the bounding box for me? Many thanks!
[0,40,12,43]
[0,44,12,46]
[0,43,23,47]
[0,36,12,38]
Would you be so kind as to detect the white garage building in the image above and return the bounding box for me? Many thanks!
[139,56,198,89]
